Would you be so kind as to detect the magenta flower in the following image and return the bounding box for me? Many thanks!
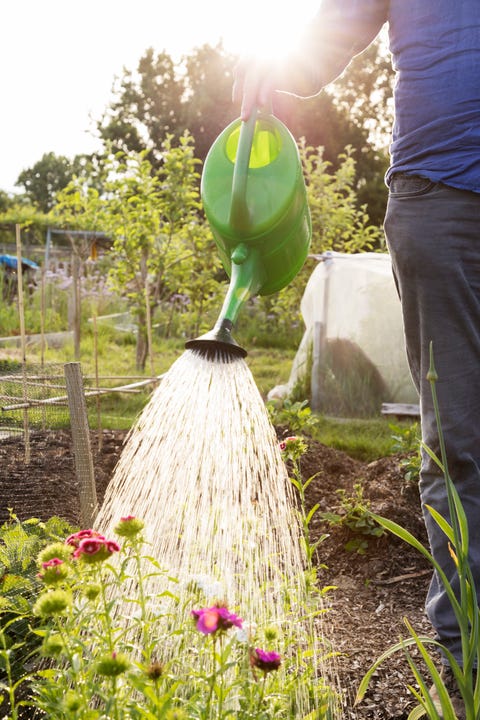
[37,557,69,584]
[73,538,105,558]
[42,558,64,569]
[66,529,105,549]
[72,535,121,563]
[250,648,282,674]
[191,605,243,635]
[279,435,307,460]
[114,515,145,538]
[106,540,121,553]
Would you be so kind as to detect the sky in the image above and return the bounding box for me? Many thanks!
[1,0,319,195]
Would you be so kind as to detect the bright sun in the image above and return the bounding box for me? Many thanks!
[209,0,319,61]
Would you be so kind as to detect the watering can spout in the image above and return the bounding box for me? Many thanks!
[185,243,264,360]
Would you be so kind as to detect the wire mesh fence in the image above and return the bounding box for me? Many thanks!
[0,362,70,437]
[0,362,159,527]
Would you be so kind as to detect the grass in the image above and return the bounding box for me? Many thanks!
[0,324,415,458]
[310,415,407,462]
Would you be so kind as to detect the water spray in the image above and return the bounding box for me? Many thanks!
[185,108,312,359]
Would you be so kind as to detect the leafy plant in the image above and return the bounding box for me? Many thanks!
[280,435,329,570]
[267,399,318,434]
[15,518,338,719]
[320,482,385,554]
[390,421,421,484]
[0,514,75,717]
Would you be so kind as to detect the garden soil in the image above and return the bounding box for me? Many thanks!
[0,427,434,720]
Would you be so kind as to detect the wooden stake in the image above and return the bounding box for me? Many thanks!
[15,224,30,464]
[64,362,98,527]
[145,274,155,377]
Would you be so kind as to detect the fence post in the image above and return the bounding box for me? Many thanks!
[310,255,332,413]
[16,224,30,464]
[64,362,98,526]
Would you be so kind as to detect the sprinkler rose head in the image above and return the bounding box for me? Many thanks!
[185,318,247,360]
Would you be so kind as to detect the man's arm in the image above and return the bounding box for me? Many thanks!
[233,0,389,119]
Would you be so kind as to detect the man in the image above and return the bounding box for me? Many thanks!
[233,2,480,717]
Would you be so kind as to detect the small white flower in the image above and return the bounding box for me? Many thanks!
[236,620,257,644]
[190,574,224,599]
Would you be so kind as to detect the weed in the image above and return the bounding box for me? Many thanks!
[267,398,318,434]
[390,421,421,484]
[320,482,385,554]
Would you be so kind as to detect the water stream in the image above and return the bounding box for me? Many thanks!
[95,348,339,715]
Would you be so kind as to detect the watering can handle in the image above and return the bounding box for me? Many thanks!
[228,106,258,234]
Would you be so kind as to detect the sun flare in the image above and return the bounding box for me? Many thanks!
[214,0,319,61]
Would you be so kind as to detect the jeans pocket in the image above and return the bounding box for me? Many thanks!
[389,173,437,197]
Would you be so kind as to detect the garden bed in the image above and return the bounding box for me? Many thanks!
[0,428,432,719]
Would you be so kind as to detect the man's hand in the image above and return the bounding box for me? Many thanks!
[232,57,278,120]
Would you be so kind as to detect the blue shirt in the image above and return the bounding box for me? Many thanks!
[306,1,480,192]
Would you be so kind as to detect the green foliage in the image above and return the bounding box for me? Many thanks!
[267,399,318,434]
[16,153,86,213]
[390,421,422,484]
[0,359,22,373]
[234,294,304,351]
[255,144,384,338]
[0,515,75,717]
[0,205,51,247]
[267,396,399,463]
[97,41,391,222]
[311,416,401,462]
[51,134,218,370]
[0,514,74,611]
[280,437,329,570]
[303,143,383,255]
[97,49,186,165]
[0,190,15,213]
[320,482,385,554]
[0,520,338,719]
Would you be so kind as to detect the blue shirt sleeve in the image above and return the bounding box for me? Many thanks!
[302,0,389,90]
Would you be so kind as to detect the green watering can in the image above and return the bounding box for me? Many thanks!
[185,108,311,359]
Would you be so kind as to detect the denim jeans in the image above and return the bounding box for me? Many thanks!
[385,174,480,663]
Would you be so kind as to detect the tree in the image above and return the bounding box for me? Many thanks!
[101,135,210,370]
[0,190,14,213]
[98,49,185,169]
[181,43,238,162]
[98,45,239,170]
[15,152,104,213]
[16,153,77,212]
[302,142,383,255]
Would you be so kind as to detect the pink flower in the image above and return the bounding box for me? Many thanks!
[191,605,243,635]
[192,608,220,634]
[72,535,121,563]
[279,436,298,451]
[250,648,282,673]
[106,540,121,553]
[66,529,105,549]
[41,558,64,569]
[37,557,68,584]
[279,435,307,460]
